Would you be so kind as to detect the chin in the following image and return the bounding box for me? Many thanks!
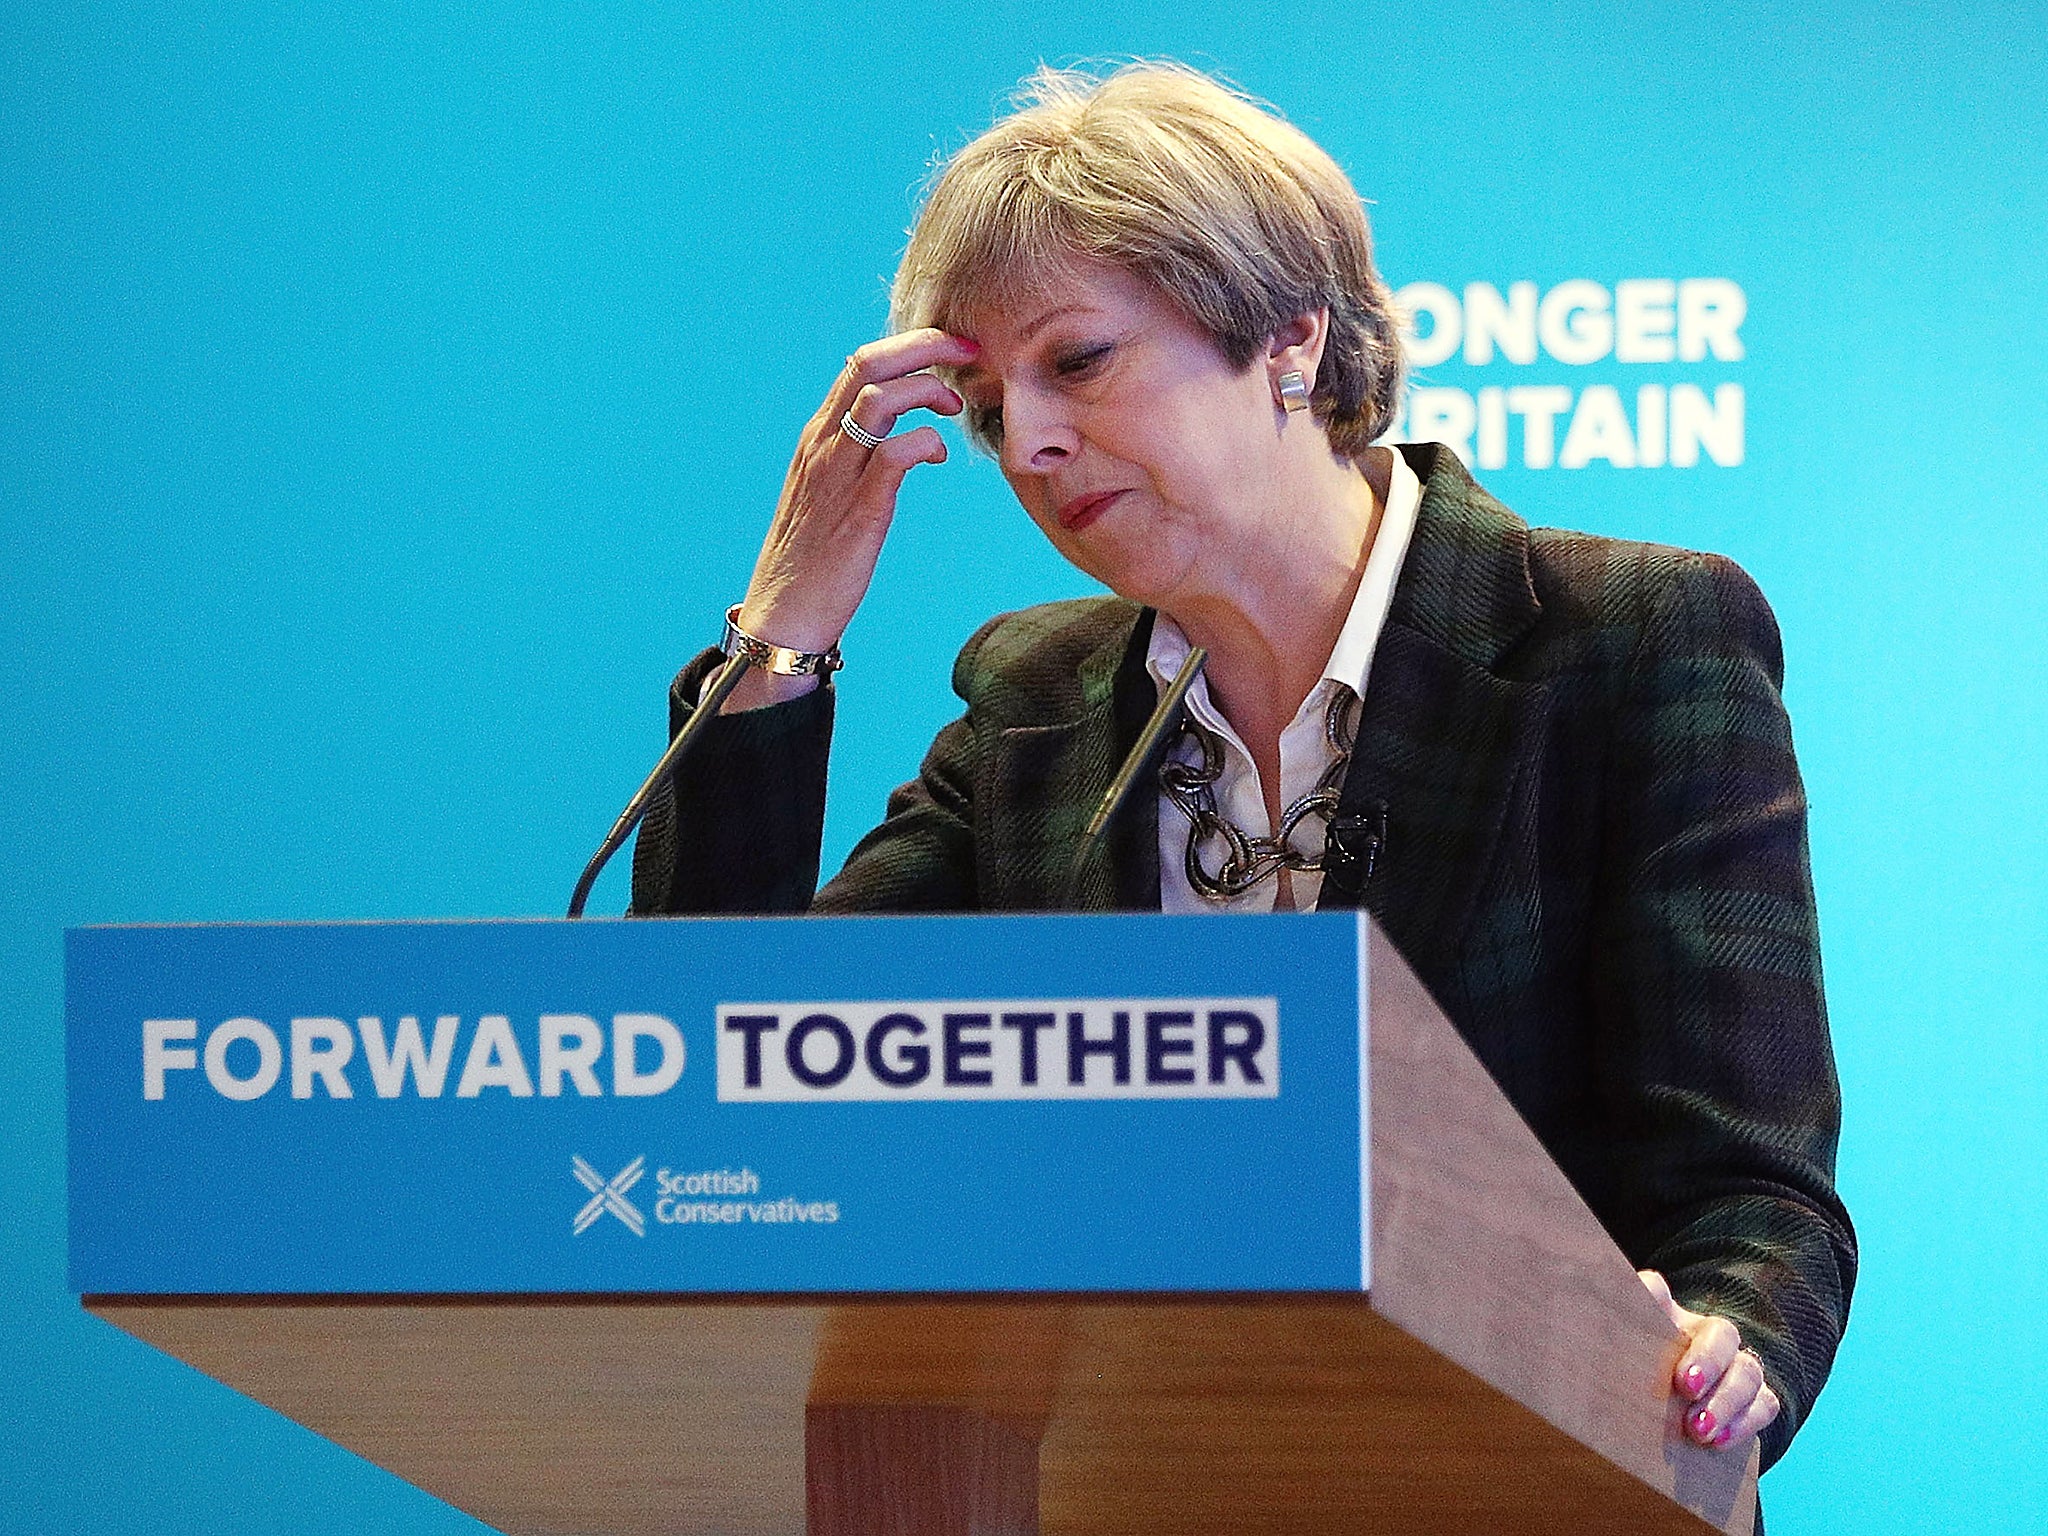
[1074,551,1182,610]
[1040,517,1187,607]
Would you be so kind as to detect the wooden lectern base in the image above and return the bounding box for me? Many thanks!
[84,927,1756,1534]
[91,1291,1747,1535]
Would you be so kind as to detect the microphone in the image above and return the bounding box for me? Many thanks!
[567,652,754,918]
[1058,646,1207,910]
[1321,798,1388,902]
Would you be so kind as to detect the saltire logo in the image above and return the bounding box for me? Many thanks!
[572,1154,646,1236]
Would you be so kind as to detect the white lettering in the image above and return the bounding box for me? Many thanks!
[143,1019,197,1100]
[656,1166,760,1197]
[143,1010,681,1102]
[1538,279,1613,364]
[1506,385,1574,469]
[357,1014,459,1098]
[613,1013,685,1097]
[1637,384,1668,468]
[1671,383,1745,466]
[204,1018,282,1101]
[540,1014,606,1097]
[1407,386,1476,464]
[290,1017,355,1099]
[655,1195,839,1225]
[1394,280,1462,368]
[456,1014,534,1097]
[1558,385,1639,469]
[1387,275,1746,471]
[1679,278,1746,361]
[1463,281,1538,365]
[1475,386,1508,470]
[1394,276,1743,372]
[1615,279,1677,363]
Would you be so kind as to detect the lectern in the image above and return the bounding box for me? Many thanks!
[68,911,1756,1533]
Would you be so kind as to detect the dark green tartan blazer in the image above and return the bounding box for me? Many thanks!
[633,443,1855,1470]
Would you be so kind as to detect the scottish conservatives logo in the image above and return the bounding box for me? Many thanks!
[572,1157,842,1233]
[572,1154,646,1236]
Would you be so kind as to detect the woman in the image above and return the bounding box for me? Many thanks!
[631,63,1853,1471]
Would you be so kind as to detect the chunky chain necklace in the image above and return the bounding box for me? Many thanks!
[1158,690,1360,902]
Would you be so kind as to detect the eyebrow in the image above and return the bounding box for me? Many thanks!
[953,304,1092,382]
[1017,303,1088,343]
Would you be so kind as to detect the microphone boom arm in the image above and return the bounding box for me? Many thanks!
[567,652,754,918]
[1058,646,1207,910]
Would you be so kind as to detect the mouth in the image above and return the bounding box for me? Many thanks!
[1055,489,1126,533]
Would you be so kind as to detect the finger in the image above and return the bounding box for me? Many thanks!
[1673,1312,1741,1406]
[1686,1339,1762,1444]
[1638,1269,1719,1399]
[826,425,946,549]
[830,330,981,416]
[841,374,965,445]
[839,428,942,518]
[773,382,950,530]
[1637,1269,1682,1325]
[1711,1377,1781,1451]
[849,425,948,503]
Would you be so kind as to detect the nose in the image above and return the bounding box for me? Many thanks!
[998,383,1080,477]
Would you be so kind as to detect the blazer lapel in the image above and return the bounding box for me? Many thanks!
[982,605,1163,911]
[1322,445,1551,983]
[981,443,1546,941]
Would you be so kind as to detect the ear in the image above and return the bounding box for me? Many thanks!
[1266,308,1331,403]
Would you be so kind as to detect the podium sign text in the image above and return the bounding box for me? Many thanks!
[68,911,1371,1295]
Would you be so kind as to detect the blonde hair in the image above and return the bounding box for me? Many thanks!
[890,61,1404,455]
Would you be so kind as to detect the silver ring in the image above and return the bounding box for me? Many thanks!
[839,411,887,451]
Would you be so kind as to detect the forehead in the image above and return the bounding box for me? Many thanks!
[948,261,1174,371]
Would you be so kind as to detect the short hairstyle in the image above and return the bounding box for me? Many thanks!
[890,61,1404,455]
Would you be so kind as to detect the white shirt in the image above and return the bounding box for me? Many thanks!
[1149,450,1422,914]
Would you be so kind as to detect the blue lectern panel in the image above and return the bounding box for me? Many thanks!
[67,912,1368,1294]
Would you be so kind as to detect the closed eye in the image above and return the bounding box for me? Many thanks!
[1052,343,1112,379]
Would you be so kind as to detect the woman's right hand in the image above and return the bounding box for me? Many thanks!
[721,328,978,713]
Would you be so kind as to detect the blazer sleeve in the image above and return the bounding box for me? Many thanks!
[630,630,991,917]
[628,646,835,915]
[1590,553,1858,1471]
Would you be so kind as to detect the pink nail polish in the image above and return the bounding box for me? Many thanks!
[1683,1364,1706,1395]
[1715,1426,1733,1448]
[1690,1408,1716,1439]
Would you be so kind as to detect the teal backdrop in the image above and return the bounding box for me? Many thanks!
[5,2,2044,1530]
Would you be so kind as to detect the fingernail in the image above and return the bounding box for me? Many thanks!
[1715,1426,1733,1448]
[1682,1364,1706,1396]
[1689,1408,1716,1439]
